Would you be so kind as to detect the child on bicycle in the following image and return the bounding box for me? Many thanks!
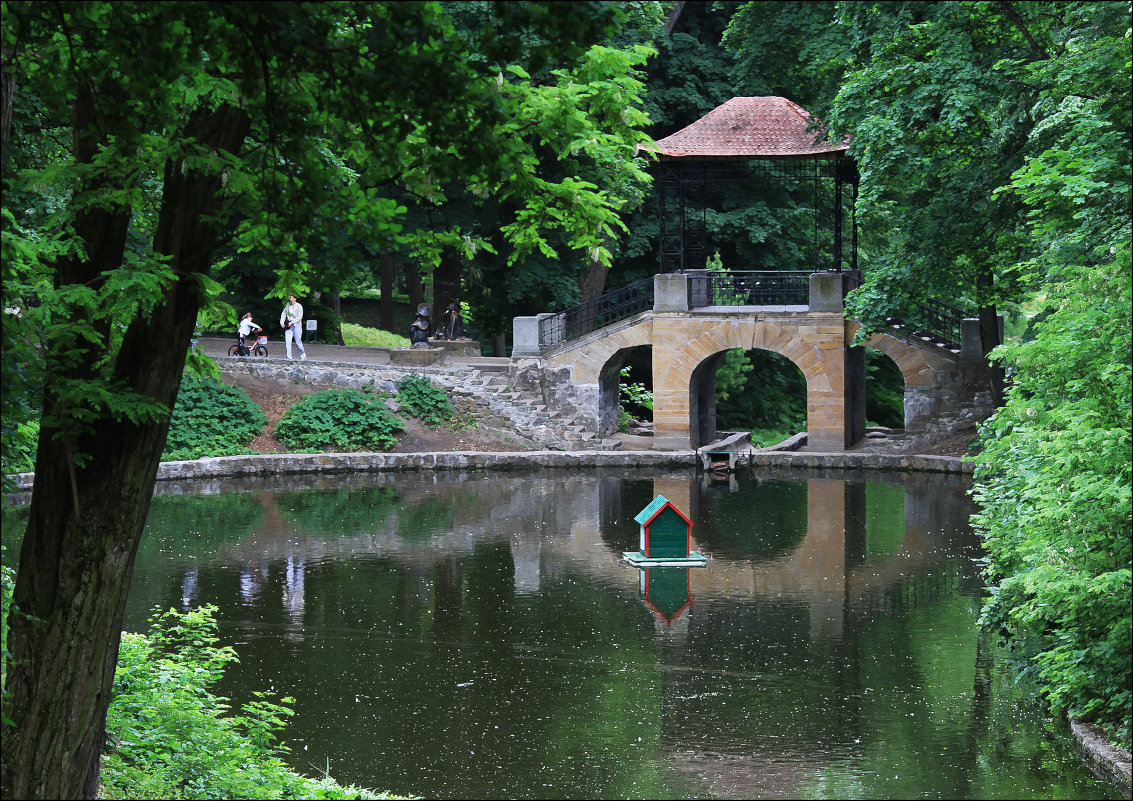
[237,313,262,356]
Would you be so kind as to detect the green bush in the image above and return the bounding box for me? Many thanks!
[395,374,455,427]
[101,606,403,799]
[163,376,265,461]
[617,367,652,433]
[275,389,403,451]
[4,418,38,474]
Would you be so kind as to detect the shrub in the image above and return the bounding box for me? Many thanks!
[395,374,455,427]
[275,389,403,451]
[163,376,265,461]
[617,366,652,432]
[101,606,401,799]
[4,418,38,474]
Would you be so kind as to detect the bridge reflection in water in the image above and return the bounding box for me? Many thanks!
[104,469,1119,800]
[156,469,976,645]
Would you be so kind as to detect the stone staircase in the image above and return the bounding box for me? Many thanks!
[435,368,613,451]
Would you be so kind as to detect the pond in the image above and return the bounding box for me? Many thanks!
[3,468,1120,799]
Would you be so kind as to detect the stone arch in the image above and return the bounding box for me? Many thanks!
[596,344,653,437]
[544,318,654,437]
[862,331,934,389]
[862,331,940,430]
[544,317,653,384]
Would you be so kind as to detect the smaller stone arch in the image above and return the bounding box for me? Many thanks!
[544,317,654,437]
[861,330,949,431]
[862,331,935,389]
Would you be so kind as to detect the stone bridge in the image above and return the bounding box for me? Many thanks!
[512,272,997,451]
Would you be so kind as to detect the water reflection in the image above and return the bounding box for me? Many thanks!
[11,467,1106,800]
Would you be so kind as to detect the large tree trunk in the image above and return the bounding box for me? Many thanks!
[1,101,250,801]
[976,265,1005,407]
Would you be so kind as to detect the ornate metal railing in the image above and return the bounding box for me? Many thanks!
[538,276,654,346]
[889,298,968,350]
[844,273,968,349]
[689,271,812,308]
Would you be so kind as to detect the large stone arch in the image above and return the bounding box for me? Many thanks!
[651,314,851,450]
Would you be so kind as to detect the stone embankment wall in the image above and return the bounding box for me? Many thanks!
[7,450,971,499]
[218,357,610,451]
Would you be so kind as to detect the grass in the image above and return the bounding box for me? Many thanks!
[340,322,410,348]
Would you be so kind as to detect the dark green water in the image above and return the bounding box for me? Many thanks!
[4,468,1120,799]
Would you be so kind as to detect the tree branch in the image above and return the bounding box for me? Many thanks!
[997,1,1050,60]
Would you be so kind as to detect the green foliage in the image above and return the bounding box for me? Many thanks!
[866,350,904,429]
[101,606,400,799]
[3,419,38,475]
[395,374,456,428]
[617,366,653,432]
[162,376,265,461]
[967,1,1132,749]
[1,544,15,709]
[716,349,807,436]
[618,366,653,412]
[275,389,404,452]
[973,255,1132,749]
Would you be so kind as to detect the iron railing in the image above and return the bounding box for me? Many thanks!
[689,271,811,308]
[888,298,969,350]
[535,269,969,353]
[844,273,968,349]
[538,276,654,346]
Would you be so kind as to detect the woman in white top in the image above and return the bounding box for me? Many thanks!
[279,295,307,360]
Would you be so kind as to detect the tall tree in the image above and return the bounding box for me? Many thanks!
[751,1,1055,401]
[970,0,1131,748]
[0,3,651,797]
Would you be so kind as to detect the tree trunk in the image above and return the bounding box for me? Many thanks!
[432,249,462,335]
[976,265,1005,407]
[403,259,425,312]
[379,249,395,331]
[330,287,344,345]
[578,249,610,304]
[1,101,250,801]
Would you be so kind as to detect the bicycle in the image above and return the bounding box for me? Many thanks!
[229,333,269,357]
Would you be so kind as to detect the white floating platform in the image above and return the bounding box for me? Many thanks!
[622,551,709,568]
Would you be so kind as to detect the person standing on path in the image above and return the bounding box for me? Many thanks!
[280,294,307,360]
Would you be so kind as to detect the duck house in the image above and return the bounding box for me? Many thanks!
[623,494,708,567]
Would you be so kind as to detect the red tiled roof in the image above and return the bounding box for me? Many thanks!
[645,96,849,159]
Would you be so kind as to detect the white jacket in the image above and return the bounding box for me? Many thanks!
[280,301,303,327]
